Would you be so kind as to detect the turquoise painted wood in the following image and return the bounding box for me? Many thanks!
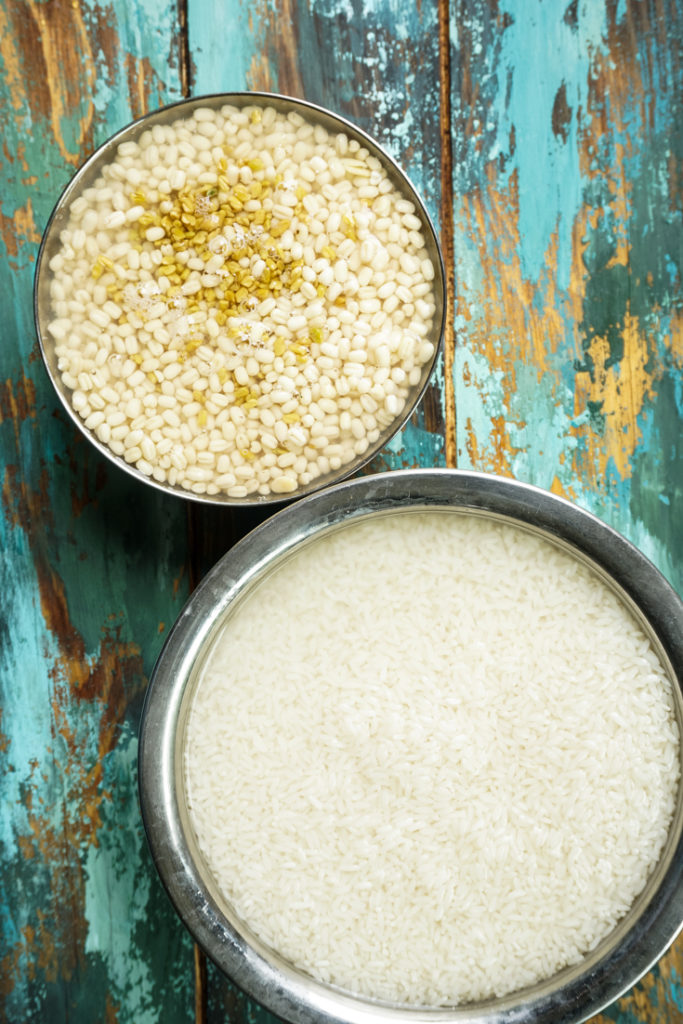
[450,0,683,596]
[0,1,681,1023]
[0,2,194,1021]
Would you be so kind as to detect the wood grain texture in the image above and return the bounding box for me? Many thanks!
[449,0,682,592]
[0,2,195,1021]
[0,0,681,1021]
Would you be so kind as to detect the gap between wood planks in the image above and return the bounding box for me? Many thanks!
[181,0,457,1017]
[438,0,457,469]
[177,0,191,100]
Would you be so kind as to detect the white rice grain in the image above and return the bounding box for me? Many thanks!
[184,511,680,1006]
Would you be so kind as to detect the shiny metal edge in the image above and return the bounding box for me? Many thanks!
[33,92,446,507]
[138,469,683,1024]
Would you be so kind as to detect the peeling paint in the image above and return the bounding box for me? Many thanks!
[0,0,195,1019]
[451,0,682,596]
[0,458,192,1019]
[2,0,681,1021]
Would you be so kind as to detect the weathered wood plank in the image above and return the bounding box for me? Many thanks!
[449,0,682,1020]
[1,0,681,1022]
[0,1,195,1021]
[450,0,682,591]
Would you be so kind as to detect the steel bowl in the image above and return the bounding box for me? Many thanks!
[138,469,683,1024]
[34,92,445,506]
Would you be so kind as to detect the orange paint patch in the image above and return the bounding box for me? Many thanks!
[574,311,654,484]
[0,708,8,755]
[24,0,96,165]
[17,835,35,860]
[124,52,167,121]
[0,3,26,113]
[666,311,683,366]
[104,992,121,1023]
[13,197,41,247]
[247,52,275,93]
[463,415,479,466]
[604,144,631,271]
[549,476,570,498]
[172,564,186,599]
[14,140,32,175]
[0,197,41,266]
[244,0,304,96]
[461,409,516,479]
[0,374,37,427]
[456,170,583,477]
[67,441,108,520]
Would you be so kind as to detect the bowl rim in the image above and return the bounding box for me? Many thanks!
[138,468,683,1024]
[33,90,446,507]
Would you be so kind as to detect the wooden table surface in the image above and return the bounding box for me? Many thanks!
[1,0,681,1021]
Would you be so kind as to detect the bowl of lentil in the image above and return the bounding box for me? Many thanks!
[34,92,445,503]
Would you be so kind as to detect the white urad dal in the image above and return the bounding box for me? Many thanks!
[45,103,438,499]
[184,511,680,1006]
